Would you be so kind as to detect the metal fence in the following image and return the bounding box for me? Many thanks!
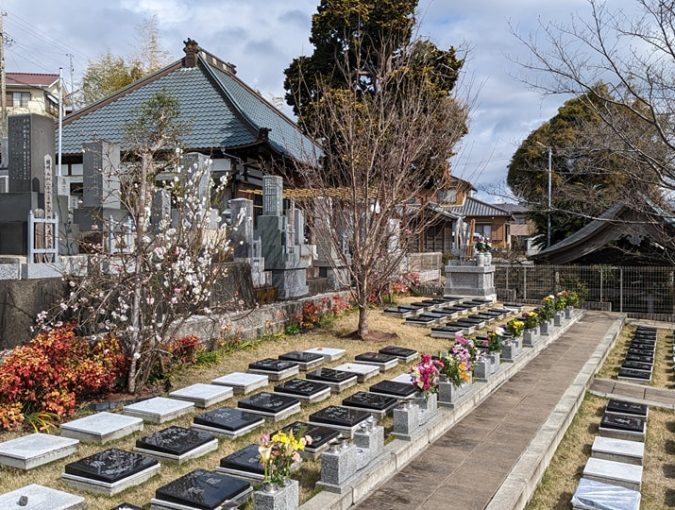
[495,264,675,322]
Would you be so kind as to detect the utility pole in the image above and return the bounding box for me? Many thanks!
[547,146,552,248]
[58,67,63,178]
[0,11,7,138]
[66,52,74,104]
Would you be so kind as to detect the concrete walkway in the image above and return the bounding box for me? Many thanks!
[356,311,620,510]
[591,378,675,410]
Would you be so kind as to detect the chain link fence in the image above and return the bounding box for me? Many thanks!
[495,265,675,322]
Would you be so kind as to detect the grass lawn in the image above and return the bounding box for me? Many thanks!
[528,323,675,510]
[0,297,514,509]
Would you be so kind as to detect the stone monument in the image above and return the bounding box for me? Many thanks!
[313,196,350,290]
[229,197,270,288]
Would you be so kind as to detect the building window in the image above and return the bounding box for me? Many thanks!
[474,223,492,239]
[11,92,31,107]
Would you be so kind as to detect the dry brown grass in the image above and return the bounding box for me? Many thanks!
[0,298,513,509]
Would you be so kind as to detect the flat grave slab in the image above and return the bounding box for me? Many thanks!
[169,383,233,408]
[599,413,646,441]
[390,373,414,384]
[134,426,218,463]
[237,392,301,422]
[278,351,324,371]
[606,400,648,418]
[309,405,371,436]
[572,477,641,510]
[248,358,299,381]
[430,326,466,339]
[62,448,160,496]
[60,412,144,444]
[273,379,332,403]
[592,436,644,465]
[404,317,436,327]
[304,347,346,361]
[0,484,85,510]
[218,444,264,481]
[275,421,340,459]
[378,346,419,363]
[582,457,642,491]
[618,367,652,383]
[383,307,415,318]
[0,433,79,470]
[193,407,264,438]
[333,362,380,382]
[368,380,419,400]
[210,372,268,395]
[354,352,400,371]
[151,469,252,510]
[306,367,358,393]
[622,360,653,372]
[342,391,399,417]
[627,342,655,352]
[448,321,476,333]
[124,397,194,424]
[625,353,653,363]
[112,504,143,510]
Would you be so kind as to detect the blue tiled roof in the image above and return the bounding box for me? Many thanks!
[62,54,321,166]
[447,197,512,218]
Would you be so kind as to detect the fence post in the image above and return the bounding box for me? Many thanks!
[619,267,624,313]
[523,266,527,301]
[28,210,35,264]
[600,268,603,303]
[506,265,509,292]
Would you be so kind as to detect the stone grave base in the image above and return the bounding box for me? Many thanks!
[247,367,298,382]
[150,487,253,510]
[242,402,301,422]
[0,484,85,510]
[274,387,331,403]
[192,420,262,439]
[62,463,161,496]
[134,438,218,464]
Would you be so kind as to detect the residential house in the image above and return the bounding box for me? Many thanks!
[492,202,535,252]
[6,72,62,118]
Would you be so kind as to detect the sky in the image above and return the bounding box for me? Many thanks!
[1,0,638,201]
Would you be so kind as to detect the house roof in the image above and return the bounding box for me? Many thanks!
[494,203,529,214]
[7,72,59,87]
[447,197,512,218]
[62,43,321,165]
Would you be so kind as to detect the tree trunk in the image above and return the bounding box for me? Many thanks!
[357,304,369,339]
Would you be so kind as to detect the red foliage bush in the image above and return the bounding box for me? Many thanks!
[0,325,128,430]
[169,335,202,365]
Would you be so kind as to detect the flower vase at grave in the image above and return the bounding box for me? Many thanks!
[488,352,501,374]
[554,311,563,327]
[438,374,473,407]
[523,328,538,347]
[473,357,491,381]
[565,306,574,319]
[475,253,486,266]
[485,252,492,266]
[539,320,551,336]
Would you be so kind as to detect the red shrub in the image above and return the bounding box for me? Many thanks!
[169,335,202,365]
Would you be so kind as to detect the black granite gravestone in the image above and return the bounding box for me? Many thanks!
[606,400,648,417]
[136,426,214,456]
[279,351,323,364]
[342,392,399,413]
[276,421,340,453]
[625,353,653,363]
[621,361,653,372]
[249,358,299,372]
[64,448,158,484]
[355,352,398,364]
[306,368,357,384]
[627,347,654,356]
[238,392,299,413]
[274,379,330,398]
[601,413,645,433]
[378,346,418,360]
[618,368,651,380]
[309,406,370,428]
[193,407,264,433]
[369,381,419,399]
[219,444,264,477]
[154,469,251,509]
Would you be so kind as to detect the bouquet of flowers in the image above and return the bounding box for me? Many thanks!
[453,335,478,364]
[567,291,580,307]
[258,430,312,485]
[506,319,525,337]
[522,311,539,329]
[439,351,472,388]
[474,235,492,253]
[487,329,503,353]
[538,295,556,321]
[410,354,444,397]
[555,291,568,311]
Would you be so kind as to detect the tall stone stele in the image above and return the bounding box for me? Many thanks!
[254,175,309,299]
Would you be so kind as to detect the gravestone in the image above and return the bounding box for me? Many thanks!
[218,444,265,480]
[316,442,358,494]
[274,379,332,403]
[123,397,194,424]
[625,353,653,363]
[353,423,385,469]
[369,380,419,400]
[181,152,211,203]
[275,421,340,459]
[390,373,414,384]
[606,400,648,418]
[151,469,252,510]
[134,426,218,463]
[599,413,646,441]
[82,141,120,209]
[571,477,641,510]
[63,448,160,496]
[169,383,233,408]
[229,198,254,259]
[392,403,420,441]
[333,362,380,382]
[621,361,652,372]
[313,196,351,290]
[354,352,400,371]
[278,351,324,371]
[591,436,644,466]
[342,392,399,417]
[193,407,265,438]
[309,406,370,436]
[618,367,652,383]
[248,358,300,381]
[0,484,84,510]
[60,412,144,444]
[0,433,79,470]
[8,114,54,194]
[582,457,642,491]
[306,367,358,393]
[304,346,346,361]
[151,189,171,232]
[237,392,301,422]
[211,372,268,395]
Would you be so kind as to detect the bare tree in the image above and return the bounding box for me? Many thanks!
[292,40,468,339]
